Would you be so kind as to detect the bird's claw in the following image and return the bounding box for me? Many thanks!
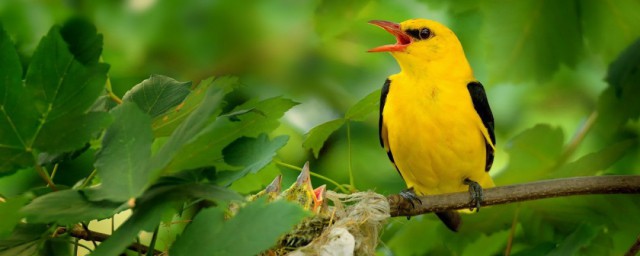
[464,178,483,212]
[399,188,421,220]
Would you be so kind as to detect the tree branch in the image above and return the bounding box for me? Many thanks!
[388,175,640,217]
[56,226,162,255]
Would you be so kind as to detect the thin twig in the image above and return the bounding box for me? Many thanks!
[388,175,640,217]
[275,161,349,193]
[625,235,640,256]
[57,226,162,255]
[504,205,520,256]
[553,111,598,169]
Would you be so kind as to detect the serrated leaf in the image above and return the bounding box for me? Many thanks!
[0,24,32,172]
[122,75,192,118]
[219,134,288,185]
[20,190,123,225]
[303,118,346,158]
[170,199,308,256]
[482,0,582,83]
[556,139,636,176]
[84,102,153,202]
[59,17,103,65]
[33,112,111,154]
[148,80,229,179]
[0,20,109,172]
[0,197,28,239]
[498,124,564,183]
[595,39,640,136]
[345,89,380,121]
[165,97,298,173]
[152,77,235,137]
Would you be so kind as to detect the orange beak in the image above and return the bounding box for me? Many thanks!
[368,20,411,52]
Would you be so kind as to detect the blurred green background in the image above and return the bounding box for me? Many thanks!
[1,0,639,255]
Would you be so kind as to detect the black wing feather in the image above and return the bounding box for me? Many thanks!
[379,79,391,147]
[467,81,495,172]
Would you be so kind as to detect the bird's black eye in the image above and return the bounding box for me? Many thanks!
[419,28,431,40]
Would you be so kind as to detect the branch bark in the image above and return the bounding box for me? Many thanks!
[388,175,640,217]
[57,226,162,255]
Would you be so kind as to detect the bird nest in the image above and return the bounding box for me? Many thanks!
[269,191,390,255]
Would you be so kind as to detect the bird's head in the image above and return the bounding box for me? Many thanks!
[368,19,471,77]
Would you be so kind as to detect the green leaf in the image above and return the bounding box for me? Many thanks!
[25,25,109,147]
[148,79,229,178]
[387,217,440,255]
[498,124,564,183]
[345,89,380,121]
[219,134,288,185]
[302,118,346,158]
[557,139,637,176]
[152,77,233,137]
[84,102,153,202]
[595,39,640,136]
[482,0,582,83]
[170,199,308,256]
[33,112,111,154]
[90,198,172,256]
[122,75,192,118]
[548,224,599,256]
[0,223,48,256]
[0,20,109,172]
[20,190,123,225]
[0,197,28,239]
[90,181,239,256]
[165,96,298,173]
[59,17,103,65]
[0,24,31,173]
[580,0,640,63]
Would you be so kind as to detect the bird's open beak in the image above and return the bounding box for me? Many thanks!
[368,20,411,52]
[265,175,282,193]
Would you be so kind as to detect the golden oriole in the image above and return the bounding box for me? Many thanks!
[368,19,496,231]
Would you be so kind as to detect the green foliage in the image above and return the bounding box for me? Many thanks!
[21,190,123,225]
[303,119,346,158]
[122,75,192,118]
[171,199,308,256]
[1,1,639,255]
[596,39,640,136]
[0,197,28,239]
[303,89,380,158]
[220,134,289,185]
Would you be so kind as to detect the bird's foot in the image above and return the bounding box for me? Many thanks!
[399,188,421,220]
[464,178,483,212]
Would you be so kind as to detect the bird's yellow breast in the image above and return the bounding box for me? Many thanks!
[383,73,494,195]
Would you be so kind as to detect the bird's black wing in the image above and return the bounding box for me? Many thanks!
[379,79,401,175]
[467,81,495,172]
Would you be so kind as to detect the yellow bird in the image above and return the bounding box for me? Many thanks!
[369,19,496,231]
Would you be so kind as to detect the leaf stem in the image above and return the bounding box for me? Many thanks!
[80,169,98,188]
[554,111,598,169]
[346,121,355,191]
[105,77,122,104]
[50,163,59,180]
[146,225,160,256]
[34,161,57,191]
[275,161,349,193]
[504,205,520,256]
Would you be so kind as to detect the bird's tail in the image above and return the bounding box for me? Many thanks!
[436,211,461,232]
